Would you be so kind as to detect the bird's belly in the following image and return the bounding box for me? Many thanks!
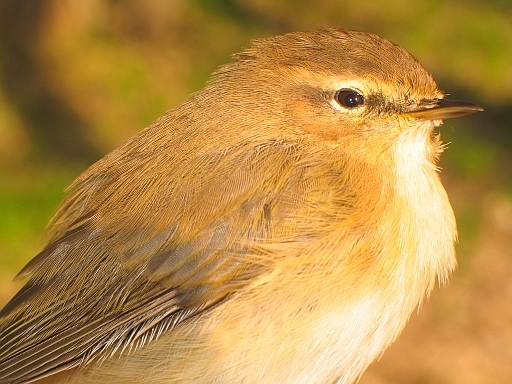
[172,288,414,384]
[211,293,411,384]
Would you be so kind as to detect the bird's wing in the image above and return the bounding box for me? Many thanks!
[0,130,347,383]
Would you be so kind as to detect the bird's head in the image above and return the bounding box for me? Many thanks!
[202,29,481,158]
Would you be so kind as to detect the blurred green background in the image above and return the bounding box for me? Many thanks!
[0,1,511,383]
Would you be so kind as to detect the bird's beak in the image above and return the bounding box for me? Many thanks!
[406,99,484,120]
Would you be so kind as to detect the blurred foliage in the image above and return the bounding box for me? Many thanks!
[0,1,511,382]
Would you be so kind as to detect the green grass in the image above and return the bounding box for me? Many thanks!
[0,163,79,274]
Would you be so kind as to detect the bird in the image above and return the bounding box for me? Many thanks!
[0,28,482,384]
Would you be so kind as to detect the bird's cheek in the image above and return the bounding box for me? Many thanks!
[299,120,346,141]
[284,95,346,141]
[292,111,361,141]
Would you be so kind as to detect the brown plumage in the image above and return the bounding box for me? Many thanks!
[0,29,482,383]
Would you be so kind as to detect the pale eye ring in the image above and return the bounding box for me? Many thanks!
[335,89,365,109]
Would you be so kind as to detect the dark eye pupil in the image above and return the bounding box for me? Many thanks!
[335,89,364,108]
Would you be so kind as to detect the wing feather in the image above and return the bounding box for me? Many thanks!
[0,134,324,383]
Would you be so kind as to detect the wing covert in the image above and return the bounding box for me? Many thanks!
[0,138,316,383]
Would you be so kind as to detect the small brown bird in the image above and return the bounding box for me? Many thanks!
[0,29,482,384]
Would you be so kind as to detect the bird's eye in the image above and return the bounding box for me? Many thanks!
[335,89,365,109]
